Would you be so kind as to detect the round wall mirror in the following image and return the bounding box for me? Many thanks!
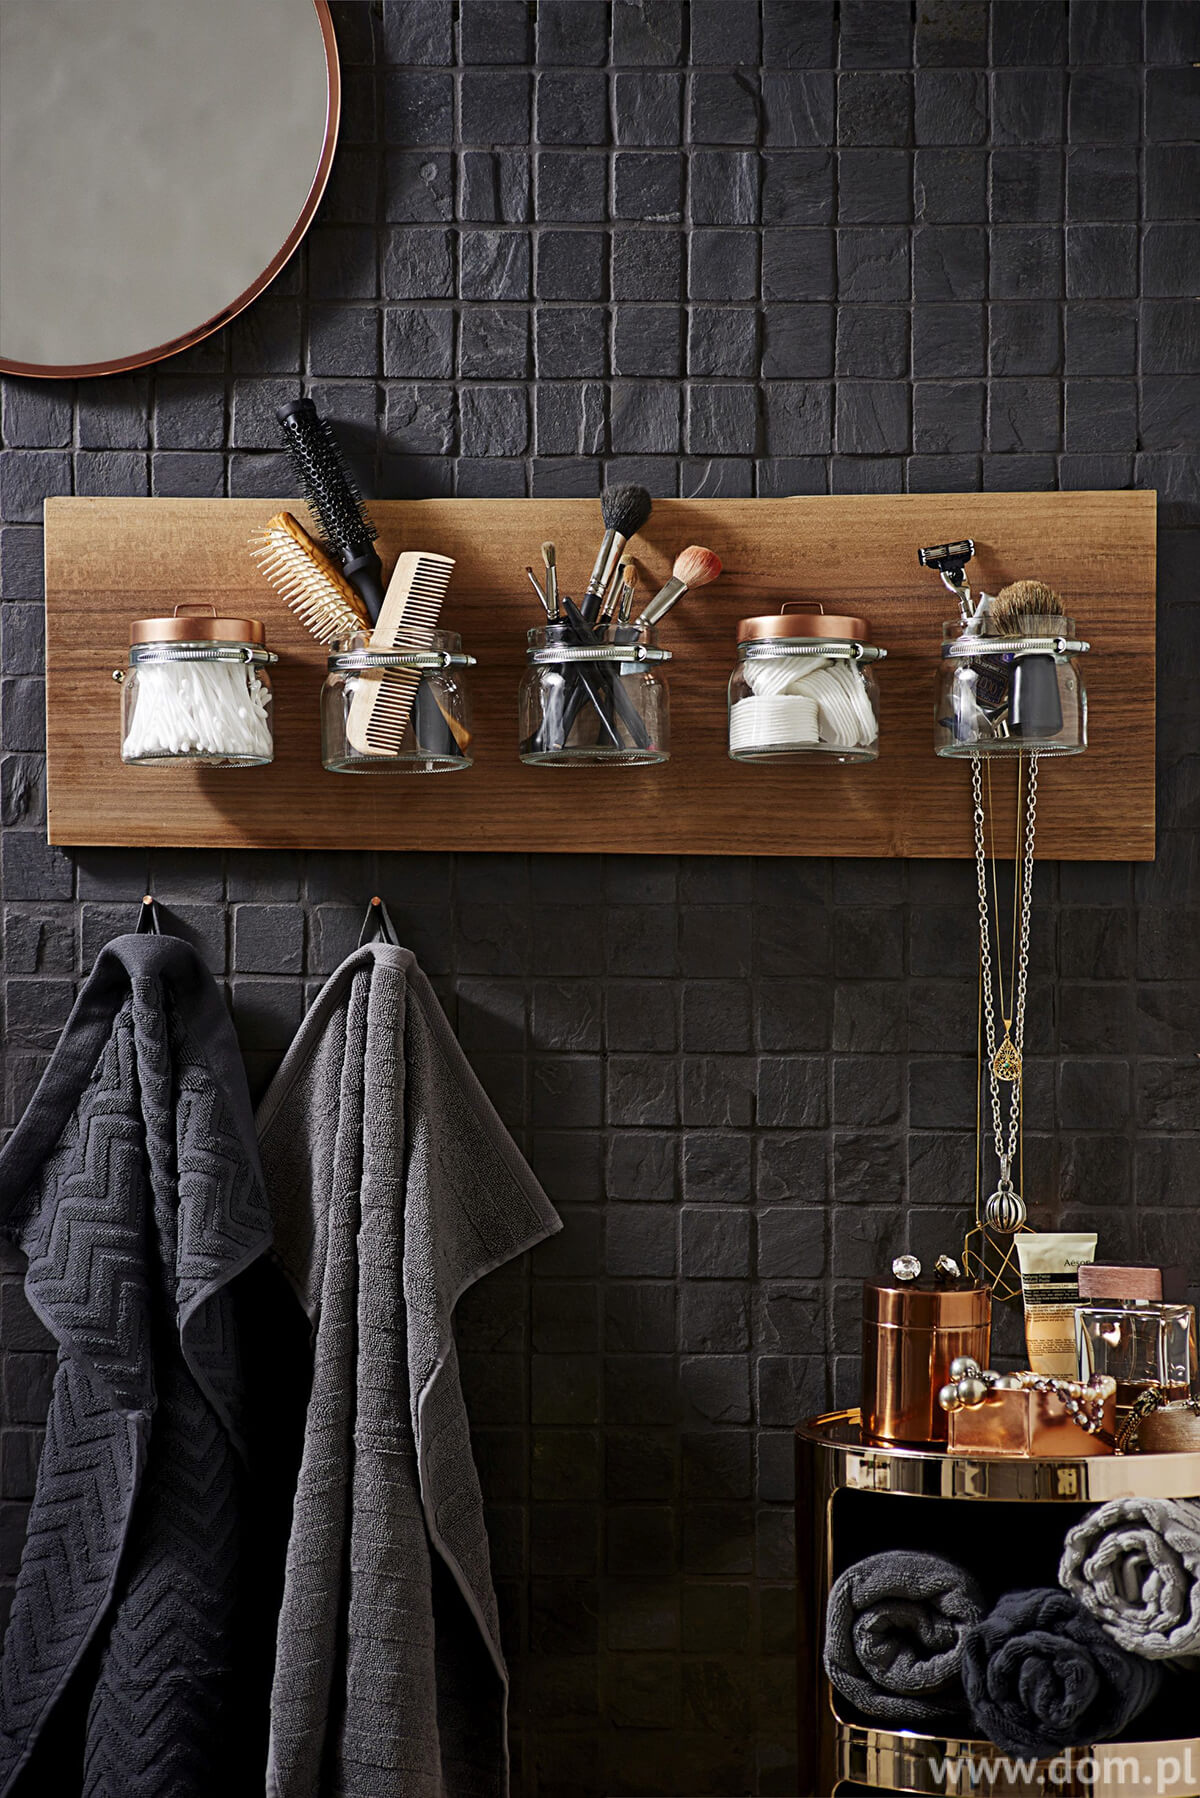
[0,0,339,378]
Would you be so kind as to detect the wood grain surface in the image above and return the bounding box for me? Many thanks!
[43,491,1156,857]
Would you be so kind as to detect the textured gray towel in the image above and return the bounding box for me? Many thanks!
[1060,1497,1200,1659]
[962,1588,1162,1756]
[823,1551,986,1725]
[0,934,272,1797]
[257,943,561,1798]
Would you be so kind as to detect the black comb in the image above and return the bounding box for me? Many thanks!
[277,397,385,621]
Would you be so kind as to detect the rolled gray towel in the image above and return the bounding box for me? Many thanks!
[961,1588,1162,1756]
[1060,1497,1200,1659]
[823,1551,986,1725]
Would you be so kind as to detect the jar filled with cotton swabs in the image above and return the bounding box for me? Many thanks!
[116,605,277,767]
[727,606,885,764]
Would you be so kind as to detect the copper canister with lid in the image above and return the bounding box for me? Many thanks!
[862,1273,992,1446]
[116,603,277,767]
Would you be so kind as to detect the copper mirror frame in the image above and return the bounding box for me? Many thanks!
[0,0,340,381]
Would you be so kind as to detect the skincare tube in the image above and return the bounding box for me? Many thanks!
[1016,1232,1098,1379]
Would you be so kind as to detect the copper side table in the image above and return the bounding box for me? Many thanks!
[796,1409,1200,1798]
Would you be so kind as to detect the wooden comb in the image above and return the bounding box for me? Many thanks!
[345,551,457,757]
[250,511,370,644]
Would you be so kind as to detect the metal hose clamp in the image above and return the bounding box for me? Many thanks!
[944,635,1090,659]
[529,643,672,666]
[739,639,886,664]
[122,643,278,670]
[328,649,476,672]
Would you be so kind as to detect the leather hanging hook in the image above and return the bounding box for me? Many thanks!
[358,895,399,948]
[135,894,162,935]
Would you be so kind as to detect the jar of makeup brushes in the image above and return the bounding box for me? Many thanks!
[728,607,885,763]
[116,605,277,766]
[935,585,1089,757]
[519,622,671,766]
[321,631,476,773]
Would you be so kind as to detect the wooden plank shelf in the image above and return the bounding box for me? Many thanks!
[43,491,1156,857]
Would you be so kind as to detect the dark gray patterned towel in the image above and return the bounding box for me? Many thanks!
[0,934,272,1797]
[962,1587,1163,1756]
[257,943,561,1798]
[823,1550,986,1725]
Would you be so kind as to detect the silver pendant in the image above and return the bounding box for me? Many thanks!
[984,1176,1026,1234]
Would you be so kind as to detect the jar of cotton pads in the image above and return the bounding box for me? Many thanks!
[728,606,885,764]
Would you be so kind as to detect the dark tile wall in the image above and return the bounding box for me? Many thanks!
[1,2,1199,1792]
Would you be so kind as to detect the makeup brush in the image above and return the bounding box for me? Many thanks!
[541,542,559,619]
[250,511,370,644]
[599,555,634,627]
[277,397,385,621]
[526,566,550,614]
[581,485,652,622]
[633,545,722,630]
[991,578,1067,739]
[616,558,637,626]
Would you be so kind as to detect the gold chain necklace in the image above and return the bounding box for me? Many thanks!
[964,754,1038,1297]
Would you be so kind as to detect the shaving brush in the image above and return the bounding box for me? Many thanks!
[582,484,652,620]
[635,545,722,629]
[990,578,1067,635]
[991,578,1067,739]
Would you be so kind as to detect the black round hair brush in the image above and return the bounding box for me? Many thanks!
[581,483,653,621]
[277,397,384,621]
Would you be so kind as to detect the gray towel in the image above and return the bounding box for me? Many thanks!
[257,943,561,1798]
[1060,1497,1200,1659]
[961,1587,1162,1756]
[823,1551,986,1725]
[0,934,272,1797]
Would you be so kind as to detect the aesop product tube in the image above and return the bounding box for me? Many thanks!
[1016,1232,1098,1379]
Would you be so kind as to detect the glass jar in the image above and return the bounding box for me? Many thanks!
[1077,1302,1197,1417]
[117,604,276,766]
[321,631,475,773]
[935,619,1088,757]
[728,607,884,764]
[519,622,671,766]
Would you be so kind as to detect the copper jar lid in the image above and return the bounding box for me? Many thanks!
[864,1278,991,1330]
[131,603,266,646]
[738,603,870,644]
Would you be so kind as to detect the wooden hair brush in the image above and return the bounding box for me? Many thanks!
[250,511,370,644]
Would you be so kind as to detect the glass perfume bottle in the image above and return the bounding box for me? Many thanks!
[1076,1302,1198,1416]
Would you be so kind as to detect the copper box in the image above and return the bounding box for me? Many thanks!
[948,1379,1117,1457]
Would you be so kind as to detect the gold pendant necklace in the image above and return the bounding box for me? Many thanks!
[964,753,1039,1296]
[992,1029,1021,1082]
